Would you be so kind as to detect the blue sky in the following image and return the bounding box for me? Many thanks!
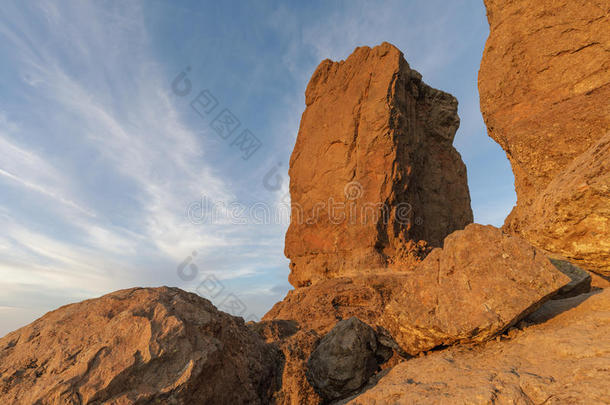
[0,0,515,336]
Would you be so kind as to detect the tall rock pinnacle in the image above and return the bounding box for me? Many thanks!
[285,42,473,287]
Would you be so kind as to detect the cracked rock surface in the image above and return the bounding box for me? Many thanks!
[479,0,610,274]
[382,224,572,355]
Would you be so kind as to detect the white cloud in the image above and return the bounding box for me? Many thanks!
[1,0,235,254]
[0,1,253,332]
[0,122,96,216]
[0,0,516,336]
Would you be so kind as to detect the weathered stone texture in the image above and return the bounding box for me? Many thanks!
[0,287,280,405]
[286,42,473,287]
[479,0,610,274]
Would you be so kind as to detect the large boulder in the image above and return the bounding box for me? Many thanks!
[347,289,610,404]
[478,0,610,274]
[382,224,571,354]
[286,42,473,287]
[0,287,281,404]
[267,224,570,356]
[306,317,392,402]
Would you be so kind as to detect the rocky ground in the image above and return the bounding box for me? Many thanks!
[346,289,610,405]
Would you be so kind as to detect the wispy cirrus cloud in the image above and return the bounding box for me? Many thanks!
[0,1,280,336]
[0,0,516,337]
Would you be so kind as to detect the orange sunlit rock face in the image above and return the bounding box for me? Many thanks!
[286,42,473,287]
[479,0,610,275]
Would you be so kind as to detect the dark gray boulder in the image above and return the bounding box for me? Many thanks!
[305,317,391,401]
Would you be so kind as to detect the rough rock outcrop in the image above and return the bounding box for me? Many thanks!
[251,321,323,405]
[265,274,398,336]
[479,0,610,274]
[0,287,280,405]
[286,42,473,287]
[347,289,610,404]
[306,317,392,401]
[382,224,570,354]
[267,224,570,356]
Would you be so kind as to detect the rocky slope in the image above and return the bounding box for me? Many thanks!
[265,224,571,403]
[0,287,281,404]
[286,42,473,287]
[267,224,570,355]
[347,289,610,404]
[479,0,610,275]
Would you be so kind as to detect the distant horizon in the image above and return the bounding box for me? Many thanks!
[0,0,515,336]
